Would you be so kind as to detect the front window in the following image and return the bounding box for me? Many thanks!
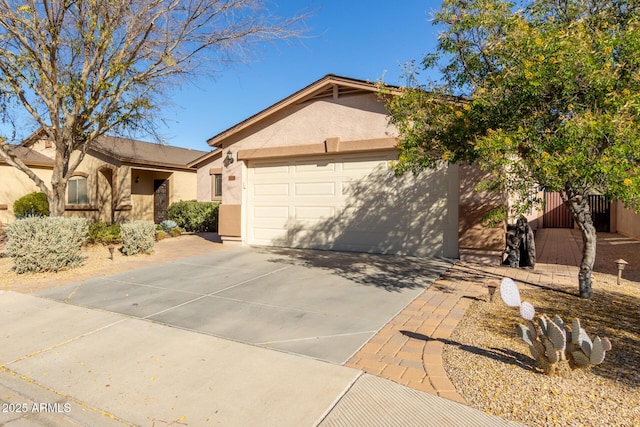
[68,176,89,205]
[213,173,222,198]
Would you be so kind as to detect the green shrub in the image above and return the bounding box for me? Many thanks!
[87,221,121,245]
[13,192,49,219]
[120,220,155,255]
[155,229,167,241]
[6,217,88,273]
[169,226,183,237]
[167,200,219,232]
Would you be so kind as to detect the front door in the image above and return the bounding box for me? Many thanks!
[154,179,169,223]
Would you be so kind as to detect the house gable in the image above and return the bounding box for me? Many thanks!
[207,74,398,150]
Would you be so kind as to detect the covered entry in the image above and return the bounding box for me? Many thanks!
[130,169,171,223]
[246,151,459,258]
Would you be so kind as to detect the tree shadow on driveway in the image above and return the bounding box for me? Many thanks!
[257,246,454,292]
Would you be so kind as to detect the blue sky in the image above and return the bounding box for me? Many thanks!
[157,1,444,152]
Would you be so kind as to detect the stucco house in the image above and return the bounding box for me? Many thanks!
[192,74,506,259]
[0,132,207,225]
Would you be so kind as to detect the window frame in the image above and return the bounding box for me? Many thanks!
[213,173,222,198]
[210,168,223,201]
[67,175,89,205]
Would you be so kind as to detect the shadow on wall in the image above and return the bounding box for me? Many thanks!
[271,163,457,258]
[457,164,506,251]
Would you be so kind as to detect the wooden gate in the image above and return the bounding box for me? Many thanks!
[543,192,573,228]
[544,192,611,231]
[589,195,610,232]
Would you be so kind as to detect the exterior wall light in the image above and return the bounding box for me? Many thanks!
[226,149,234,164]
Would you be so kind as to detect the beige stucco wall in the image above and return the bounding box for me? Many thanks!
[221,93,397,207]
[458,164,507,252]
[195,154,222,202]
[615,201,640,240]
[0,164,53,225]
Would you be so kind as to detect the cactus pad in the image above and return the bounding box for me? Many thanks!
[500,277,521,307]
[527,320,538,341]
[553,315,565,331]
[529,344,540,361]
[590,337,611,365]
[519,301,535,320]
[579,329,593,357]
[572,350,591,368]
[547,319,566,352]
[543,338,559,363]
[571,319,581,345]
[517,324,533,346]
[538,315,549,335]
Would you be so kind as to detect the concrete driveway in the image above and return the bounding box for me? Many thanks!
[38,246,453,364]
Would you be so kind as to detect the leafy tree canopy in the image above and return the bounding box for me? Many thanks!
[384,0,640,298]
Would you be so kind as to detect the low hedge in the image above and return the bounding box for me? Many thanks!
[120,220,155,255]
[13,191,49,218]
[167,200,219,232]
[6,217,88,273]
[87,221,121,245]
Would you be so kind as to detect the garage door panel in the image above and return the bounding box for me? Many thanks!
[247,153,455,257]
[252,163,290,175]
[294,161,336,173]
[294,206,335,219]
[253,227,289,241]
[294,182,336,197]
[253,206,289,219]
[253,183,289,197]
[342,157,391,171]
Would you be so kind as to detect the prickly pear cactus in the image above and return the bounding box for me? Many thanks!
[499,278,612,375]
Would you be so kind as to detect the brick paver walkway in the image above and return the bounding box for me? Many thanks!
[346,264,486,403]
[346,228,599,403]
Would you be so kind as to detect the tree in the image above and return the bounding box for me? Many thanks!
[0,0,304,216]
[384,0,640,298]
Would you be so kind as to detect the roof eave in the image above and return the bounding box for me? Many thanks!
[187,147,223,168]
[89,146,197,171]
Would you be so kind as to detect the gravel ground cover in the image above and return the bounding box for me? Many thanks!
[0,233,222,293]
[443,235,640,427]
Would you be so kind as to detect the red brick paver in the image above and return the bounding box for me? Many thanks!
[346,228,627,404]
[346,267,486,404]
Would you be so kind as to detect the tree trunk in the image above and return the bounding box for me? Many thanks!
[568,195,596,299]
[49,179,67,217]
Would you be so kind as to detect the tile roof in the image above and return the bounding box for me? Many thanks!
[1,145,54,167]
[91,136,208,168]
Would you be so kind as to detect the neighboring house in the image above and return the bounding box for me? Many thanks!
[194,74,506,259]
[0,132,207,225]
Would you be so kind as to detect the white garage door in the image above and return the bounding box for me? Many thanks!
[247,152,458,257]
